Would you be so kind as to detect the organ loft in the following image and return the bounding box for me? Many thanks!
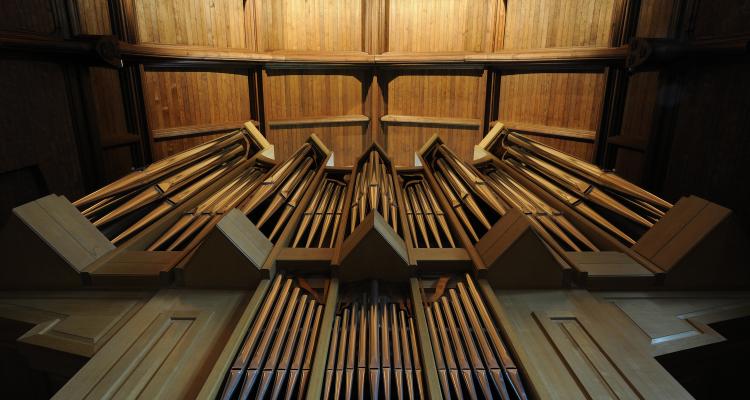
[0,1,749,399]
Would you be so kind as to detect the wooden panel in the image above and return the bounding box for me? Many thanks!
[661,63,750,229]
[264,69,368,166]
[141,68,252,160]
[499,71,606,160]
[133,0,247,47]
[53,289,249,399]
[598,291,750,356]
[503,0,619,49]
[611,0,676,182]
[255,0,364,52]
[387,0,499,52]
[498,0,620,160]
[0,291,149,357]
[481,284,694,398]
[619,72,660,142]
[534,313,641,398]
[384,70,485,166]
[74,0,112,35]
[90,67,130,139]
[692,0,750,39]
[0,60,85,205]
[616,0,676,144]
[0,0,62,36]
[635,0,677,37]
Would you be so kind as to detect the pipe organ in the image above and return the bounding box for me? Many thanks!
[2,122,748,399]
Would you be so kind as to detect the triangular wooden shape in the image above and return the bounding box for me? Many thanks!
[633,195,750,288]
[475,208,567,288]
[0,195,114,288]
[180,209,273,288]
[337,211,410,282]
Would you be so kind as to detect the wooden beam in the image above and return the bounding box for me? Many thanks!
[0,34,122,67]
[493,120,596,141]
[119,42,271,64]
[151,121,248,140]
[117,42,629,68]
[467,46,628,66]
[268,114,370,128]
[381,114,481,128]
[375,51,474,63]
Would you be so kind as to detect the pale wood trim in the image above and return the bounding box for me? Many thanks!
[268,114,370,128]
[381,114,481,128]
[118,42,628,67]
[491,120,597,141]
[466,46,628,64]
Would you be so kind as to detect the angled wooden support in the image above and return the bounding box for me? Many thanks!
[1,195,114,289]
[633,195,750,288]
[179,209,274,289]
[336,212,411,282]
[475,208,570,288]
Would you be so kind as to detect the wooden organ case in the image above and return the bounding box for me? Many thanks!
[1,122,749,399]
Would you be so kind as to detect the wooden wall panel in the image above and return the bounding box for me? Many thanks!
[387,0,499,52]
[383,70,486,165]
[386,125,478,166]
[691,0,750,39]
[255,0,365,52]
[89,68,130,139]
[661,63,750,226]
[0,60,86,217]
[264,69,369,166]
[74,0,112,35]
[133,0,247,47]
[496,0,621,161]
[141,68,252,160]
[503,0,619,49]
[611,0,676,183]
[498,71,606,160]
[0,0,63,36]
[634,0,677,37]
